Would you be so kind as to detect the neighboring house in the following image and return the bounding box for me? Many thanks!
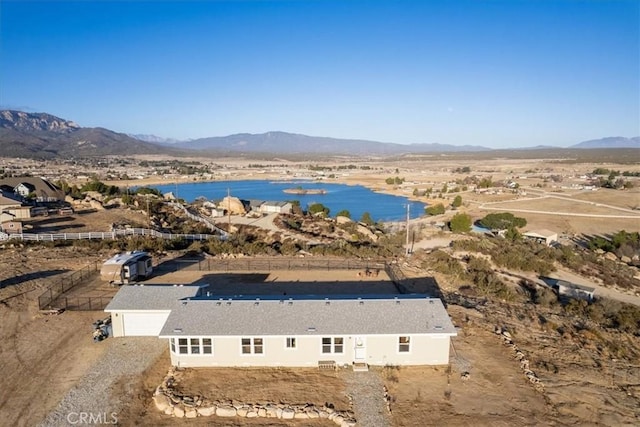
[1,220,23,234]
[14,182,36,198]
[0,191,31,219]
[523,229,558,246]
[259,201,293,214]
[105,286,458,369]
[557,280,595,302]
[0,177,64,202]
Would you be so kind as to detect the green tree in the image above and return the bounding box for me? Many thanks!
[308,203,330,217]
[360,212,374,226]
[452,195,462,208]
[336,209,351,218]
[479,212,527,230]
[425,203,445,216]
[504,226,522,241]
[478,177,493,188]
[449,213,472,233]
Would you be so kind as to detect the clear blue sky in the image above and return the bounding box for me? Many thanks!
[1,0,638,148]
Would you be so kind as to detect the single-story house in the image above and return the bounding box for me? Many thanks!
[259,201,293,214]
[523,229,558,246]
[105,286,457,368]
[557,280,595,302]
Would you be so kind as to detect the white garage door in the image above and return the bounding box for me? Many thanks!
[122,312,170,336]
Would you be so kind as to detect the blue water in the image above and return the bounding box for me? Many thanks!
[151,180,425,222]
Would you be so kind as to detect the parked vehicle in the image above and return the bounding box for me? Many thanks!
[99,251,153,284]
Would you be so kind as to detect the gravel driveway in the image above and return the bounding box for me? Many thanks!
[39,337,166,427]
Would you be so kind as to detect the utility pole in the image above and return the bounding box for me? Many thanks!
[227,187,231,231]
[405,204,410,256]
[146,196,151,229]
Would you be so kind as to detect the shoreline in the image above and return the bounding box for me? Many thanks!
[103,175,426,204]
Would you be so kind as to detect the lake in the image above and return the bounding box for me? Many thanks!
[151,180,425,222]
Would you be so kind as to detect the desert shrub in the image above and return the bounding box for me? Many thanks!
[425,203,445,216]
[421,250,465,277]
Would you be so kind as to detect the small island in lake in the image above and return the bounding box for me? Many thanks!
[283,187,327,195]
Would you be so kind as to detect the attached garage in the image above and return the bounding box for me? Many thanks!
[104,285,205,338]
[120,311,171,336]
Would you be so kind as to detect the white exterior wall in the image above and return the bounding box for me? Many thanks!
[109,310,171,337]
[166,334,453,368]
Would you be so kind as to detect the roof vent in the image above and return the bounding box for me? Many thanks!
[173,328,182,333]
[307,327,316,332]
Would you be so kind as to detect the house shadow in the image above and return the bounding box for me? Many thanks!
[0,269,68,289]
[539,276,560,289]
[185,273,401,297]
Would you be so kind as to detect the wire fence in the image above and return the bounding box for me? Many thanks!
[37,262,100,310]
[155,257,388,272]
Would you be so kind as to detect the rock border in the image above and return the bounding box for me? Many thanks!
[152,367,357,426]
[495,326,545,393]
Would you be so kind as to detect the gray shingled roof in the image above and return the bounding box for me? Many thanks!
[104,285,203,311]
[159,296,457,337]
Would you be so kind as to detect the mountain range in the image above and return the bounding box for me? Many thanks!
[0,110,637,158]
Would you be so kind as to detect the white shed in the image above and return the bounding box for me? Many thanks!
[523,229,558,246]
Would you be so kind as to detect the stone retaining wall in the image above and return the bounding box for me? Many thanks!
[153,368,357,426]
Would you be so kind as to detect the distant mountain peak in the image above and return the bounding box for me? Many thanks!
[0,110,80,133]
[570,136,639,149]
[128,133,184,144]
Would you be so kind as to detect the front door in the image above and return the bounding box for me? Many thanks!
[354,337,366,362]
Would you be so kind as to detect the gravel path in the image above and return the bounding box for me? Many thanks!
[39,337,165,427]
[344,370,392,427]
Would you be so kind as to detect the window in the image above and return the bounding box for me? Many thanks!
[241,338,263,354]
[178,338,188,354]
[399,336,410,352]
[190,338,200,354]
[242,338,252,354]
[322,337,344,354]
[286,337,296,349]
[203,338,212,354]
[254,338,263,354]
[170,338,176,353]
[322,337,332,353]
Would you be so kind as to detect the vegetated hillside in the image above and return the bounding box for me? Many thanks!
[0,110,169,158]
[569,136,640,149]
[176,131,492,155]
